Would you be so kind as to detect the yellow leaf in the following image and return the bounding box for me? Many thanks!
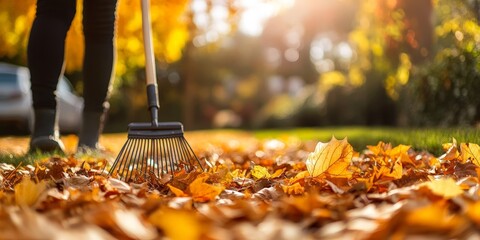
[460,143,480,166]
[14,177,47,206]
[149,207,201,240]
[251,165,271,180]
[305,137,353,177]
[422,178,463,199]
[168,184,188,197]
[188,174,224,202]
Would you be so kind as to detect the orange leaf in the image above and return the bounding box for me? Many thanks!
[168,184,188,197]
[367,141,391,156]
[387,144,412,165]
[281,182,305,195]
[305,137,353,178]
[460,143,480,166]
[188,174,224,202]
[467,201,480,226]
[439,138,460,161]
[148,207,202,240]
[405,202,465,231]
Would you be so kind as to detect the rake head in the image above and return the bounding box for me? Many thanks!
[109,122,202,182]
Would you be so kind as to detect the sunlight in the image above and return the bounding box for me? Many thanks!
[237,0,296,36]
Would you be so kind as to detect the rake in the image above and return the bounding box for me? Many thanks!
[108,0,203,182]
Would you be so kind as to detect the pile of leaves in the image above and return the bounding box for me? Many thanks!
[1,136,480,239]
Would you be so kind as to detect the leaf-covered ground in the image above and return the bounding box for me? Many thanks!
[0,132,480,239]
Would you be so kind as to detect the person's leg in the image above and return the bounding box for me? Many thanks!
[28,0,76,152]
[78,0,118,150]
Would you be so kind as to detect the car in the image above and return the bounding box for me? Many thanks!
[0,62,84,134]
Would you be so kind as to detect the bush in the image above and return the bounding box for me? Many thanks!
[406,48,480,126]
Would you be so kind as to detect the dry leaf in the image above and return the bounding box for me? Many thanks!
[281,182,305,195]
[188,174,224,202]
[387,144,412,165]
[251,165,271,180]
[113,209,157,239]
[460,143,480,166]
[467,201,480,226]
[14,177,47,206]
[148,207,202,240]
[421,178,463,199]
[305,137,353,177]
[168,184,188,197]
[439,138,460,161]
[405,202,465,232]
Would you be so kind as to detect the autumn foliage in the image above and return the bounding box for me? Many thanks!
[0,135,479,239]
[0,0,189,73]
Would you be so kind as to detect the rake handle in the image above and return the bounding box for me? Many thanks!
[141,0,159,126]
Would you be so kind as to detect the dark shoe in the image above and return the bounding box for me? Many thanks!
[77,111,106,150]
[29,109,65,153]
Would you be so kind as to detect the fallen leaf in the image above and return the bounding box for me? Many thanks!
[251,165,271,180]
[460,143,480,166]
[439,138,460,161]
[270,168,285,178]
[305,137,353,177]
[281,182,305,195]
[188,174,224,202]
[108,177,131,192]
[168,184,188,197]
[15,177,47,206]
[421,178,463,199]
[405,202,465,232]
[467,201,480,226]
[148,207,202,240]
[114,209,157,239]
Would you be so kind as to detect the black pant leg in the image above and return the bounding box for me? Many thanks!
[82,0,118,113]
[28,0,76,109]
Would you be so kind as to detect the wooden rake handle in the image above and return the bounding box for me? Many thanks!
[141,0,160,125]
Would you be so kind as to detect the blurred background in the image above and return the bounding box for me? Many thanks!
[1,0,480,133]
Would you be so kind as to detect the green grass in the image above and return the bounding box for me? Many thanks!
[0,151,66,166]
[253,127,480,155]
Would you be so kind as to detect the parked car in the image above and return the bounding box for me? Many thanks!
[0,62,83,133]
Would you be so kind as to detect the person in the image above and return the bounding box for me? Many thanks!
[28,0,118,153]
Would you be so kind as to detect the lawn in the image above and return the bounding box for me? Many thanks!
[253,127,480,154]
[0,127,478,165]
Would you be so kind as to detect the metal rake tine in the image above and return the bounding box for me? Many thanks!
[176,138,190,171]
[138,138,148,179]
[183,137,202,170]
[109,138,130,175]
[168,138,176,174]
[128,138,142,181]
[118,138,133,180]
[153,138,159,178]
